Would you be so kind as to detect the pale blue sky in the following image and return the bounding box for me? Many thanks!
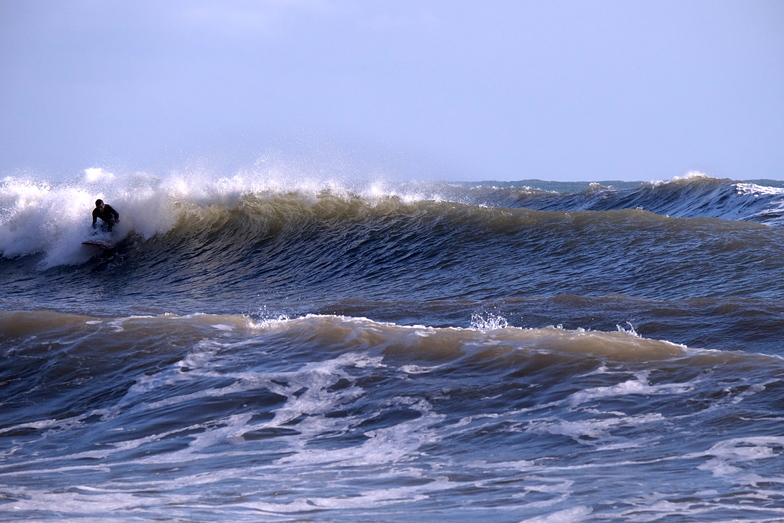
[1,0,782,181]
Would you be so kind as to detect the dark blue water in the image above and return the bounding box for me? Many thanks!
[2,172,784,521]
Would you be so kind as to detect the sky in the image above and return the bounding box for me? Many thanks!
[1,0,782,182]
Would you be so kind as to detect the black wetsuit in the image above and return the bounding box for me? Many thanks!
[92,204,120,231]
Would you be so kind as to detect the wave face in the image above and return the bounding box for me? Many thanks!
[3,169,784,521]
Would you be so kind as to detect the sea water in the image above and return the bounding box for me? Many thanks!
[2,169,784,521]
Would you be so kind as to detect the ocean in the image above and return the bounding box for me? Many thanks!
[2,170,784,521]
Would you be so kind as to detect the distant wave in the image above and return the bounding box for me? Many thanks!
[457,173,784,223]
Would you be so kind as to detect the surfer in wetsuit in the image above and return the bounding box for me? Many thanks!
[92,199,120,232]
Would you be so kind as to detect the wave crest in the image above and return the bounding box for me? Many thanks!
[2,169,783,268]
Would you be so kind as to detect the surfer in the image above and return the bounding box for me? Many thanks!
[92,199,120,232]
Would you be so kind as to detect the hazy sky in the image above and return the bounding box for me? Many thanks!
[1,0,782,181]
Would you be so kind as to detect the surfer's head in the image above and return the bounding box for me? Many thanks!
[95,199,104,208]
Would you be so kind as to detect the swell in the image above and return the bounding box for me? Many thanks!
[79,193,784,301]
[3,173,784,266]
[3,190,784,316]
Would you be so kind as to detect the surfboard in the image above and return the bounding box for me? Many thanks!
[82,240,114,249]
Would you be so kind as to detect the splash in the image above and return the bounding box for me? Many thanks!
[470,312,509,331]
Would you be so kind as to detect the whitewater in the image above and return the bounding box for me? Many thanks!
[2,167,784,521]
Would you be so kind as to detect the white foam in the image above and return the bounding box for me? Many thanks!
[521,506,593,523]
[400,364,445,374]
[672,170,709,181]
[736,182,784,197]
[276,400,444,468]
[697,436,784,483]
[263,353,375,429]
[2,349,375,476]
[0,177,94,264]
[568,371,693,407]
[531,413,665,444]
